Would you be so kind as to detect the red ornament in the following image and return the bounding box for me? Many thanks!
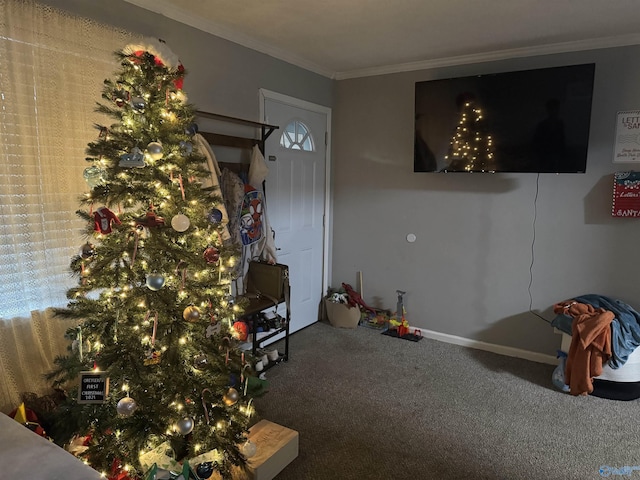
[93,207,121,234]
[203,246,220,264]
[232,321,249,341]
[135,211,165,228]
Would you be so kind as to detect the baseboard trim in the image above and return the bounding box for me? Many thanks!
[415,327,557,365]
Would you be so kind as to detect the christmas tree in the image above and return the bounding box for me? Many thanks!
[47,39,256,480]
[444,96,495,172]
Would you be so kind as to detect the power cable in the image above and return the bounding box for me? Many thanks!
[528,172,552,324]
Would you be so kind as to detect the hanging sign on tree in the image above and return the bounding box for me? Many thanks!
[77,371,110,404]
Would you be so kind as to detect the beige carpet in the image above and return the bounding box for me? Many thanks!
[254,321,640,480]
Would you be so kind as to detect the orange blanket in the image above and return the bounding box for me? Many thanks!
[553,300,613,396]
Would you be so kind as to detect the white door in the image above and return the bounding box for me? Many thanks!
[260,90,330,333]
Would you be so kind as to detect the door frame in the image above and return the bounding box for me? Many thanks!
[259,88,332,306]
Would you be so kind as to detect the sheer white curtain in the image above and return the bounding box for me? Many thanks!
[0,0,137,413]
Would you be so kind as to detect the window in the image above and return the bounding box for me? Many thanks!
[0,0,135,319]
[280,119,315,151]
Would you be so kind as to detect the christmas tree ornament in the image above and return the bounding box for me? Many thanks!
[193,354,208,369]
[176,416,194,435]
[116,396,138,416]
[143,348,162,366]
[112,88,130,107]
[119,147,145,168]
[207,208,223,224]
[143,311,161,366]
[241,440,257,458]
[201,388,213,424]
[79,242,95,259]
[71,336,91,352]
[130,96,146,113]
[146,141,164,160]
[71,326,91,361]
[179,141,193,156]
[83,165,106,187]
[183,305,201,322]
[223,387,239,406]
[93,207,122,234]
[171,214,190,232]
[205,322,221,338]
[196,462,214,479]
[146,273,165,291]
[184,123,198,136]
[203,246,220,264]
[135,211,165,228]
[220,336,231,364]
[232,321,248,342]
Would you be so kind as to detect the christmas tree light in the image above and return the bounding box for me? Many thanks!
[47,39,255,480]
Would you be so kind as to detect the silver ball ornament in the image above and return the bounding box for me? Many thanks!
[131,96,146,112]
[177,416,194,435]
[241,440,257,458]
[207,208,223,224]
[146,141,164,160]
[185,123,199,136]
[171,214,190,232]
[179,141,193,155]
[223,387,240,406]
[116,396,138,416]
[146,273,165,291]
[83,166,105,188]
[193,354,208,369]
[79,242,95,259]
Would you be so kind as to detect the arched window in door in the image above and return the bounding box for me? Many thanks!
[280,119,315,151]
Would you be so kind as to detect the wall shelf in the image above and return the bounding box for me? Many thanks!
[195,110,278,154]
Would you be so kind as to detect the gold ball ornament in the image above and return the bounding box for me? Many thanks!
[146,141,163,160]
[183,305,201,322]
[223,387,240,406]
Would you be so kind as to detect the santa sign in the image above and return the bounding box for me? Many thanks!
[612,171,640,217]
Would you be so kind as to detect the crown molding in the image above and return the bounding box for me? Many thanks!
[335,33,640,80]
[122,0,335,79]
[122,1,640,81]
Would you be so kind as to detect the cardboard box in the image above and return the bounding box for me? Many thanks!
[206,420,299,480]
[325,299,360,328]
[243,420,298,480]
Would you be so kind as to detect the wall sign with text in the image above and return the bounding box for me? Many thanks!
[614,110,640,163]
[612,171,640,217]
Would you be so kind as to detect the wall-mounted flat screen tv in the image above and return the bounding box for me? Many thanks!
[414,63,596,173]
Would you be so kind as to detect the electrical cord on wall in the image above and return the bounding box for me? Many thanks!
[528,172,552,325]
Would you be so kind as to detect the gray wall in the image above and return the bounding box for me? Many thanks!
[36,1,640,356]
[42,0,333,153]
[333,47,640,356]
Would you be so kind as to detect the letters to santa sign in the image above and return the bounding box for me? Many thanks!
[612,171,640,217]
